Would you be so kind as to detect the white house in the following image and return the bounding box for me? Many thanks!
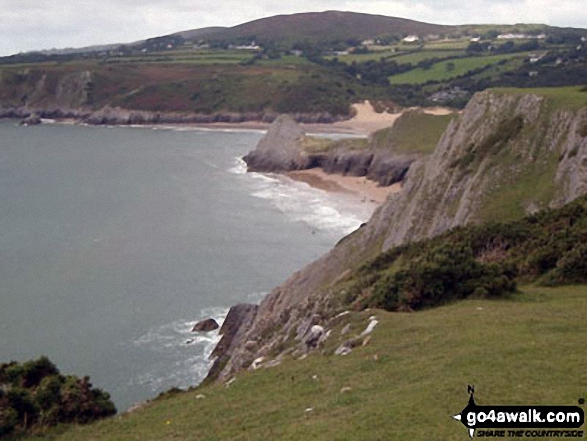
[403,35,419,43]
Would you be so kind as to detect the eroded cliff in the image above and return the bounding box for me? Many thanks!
[208,89,587,382]
[243,110,451,186]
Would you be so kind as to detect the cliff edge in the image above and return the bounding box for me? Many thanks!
[207,89,587,383]
[242,110,452,186]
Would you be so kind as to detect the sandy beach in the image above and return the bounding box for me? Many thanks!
[287,168,402,205]
[188,101,455,136]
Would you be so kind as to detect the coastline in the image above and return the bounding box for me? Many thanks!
[7,101,455,137]
[286,168,402,205]
[188,103,454,136]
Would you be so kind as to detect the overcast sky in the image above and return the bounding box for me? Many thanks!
[1,0,586,56]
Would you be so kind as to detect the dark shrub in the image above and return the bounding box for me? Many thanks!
[0,357,116,436]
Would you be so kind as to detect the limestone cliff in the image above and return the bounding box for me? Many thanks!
[0,68,347,125]
[242,115,310,172]
[242,110,446,186]
[208,90,587,382]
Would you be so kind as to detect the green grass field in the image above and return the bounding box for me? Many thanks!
[420,40,471,50]
[325,51,405,64]
[26,284,586,440]
[491,86,587,111]
[389,53,523,85]
[326,48,464,65]
[371,111,456,154]
[388,50,465,65]
[107,50,253,65]
[254,55,313,66]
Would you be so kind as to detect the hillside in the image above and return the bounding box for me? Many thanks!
[212,88,587,383]
[1,11,586,119]
[208,11,456,44]
[20,287,586,439]
[0,62,371,122]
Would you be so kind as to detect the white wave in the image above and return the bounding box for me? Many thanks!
[129,306,229,393]
[248,173,365,235]
[227,156,370,236]
[228,157,247,175]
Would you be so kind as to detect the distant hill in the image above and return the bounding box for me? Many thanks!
[206,11,456,43]
[17,11,587,58]
[171,26,227,40]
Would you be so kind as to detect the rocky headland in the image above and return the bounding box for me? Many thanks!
[206,90,587,383]
[242,113,425,187]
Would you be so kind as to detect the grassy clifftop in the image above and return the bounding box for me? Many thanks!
[19,188,587,441]
[370,111,455,154]
[23,284,585,441]
[301,110,455,156]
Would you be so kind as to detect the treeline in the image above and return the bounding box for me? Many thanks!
[0,357,116,438]
[342,195,587,311]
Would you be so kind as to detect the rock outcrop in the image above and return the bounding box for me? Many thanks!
[0,105,348,127]
[192,318,220,332]
[242,114,420,186]
[242,115,310,172]
[210,90,587,382]
[0,67,350,126]
[206,304,258,382]
[19,113,41,126]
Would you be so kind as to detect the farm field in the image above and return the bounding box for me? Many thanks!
[389,53,524,84]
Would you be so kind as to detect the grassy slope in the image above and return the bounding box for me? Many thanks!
[0,61,370,116]
[371,111,455,154]
[389,53,523,85]
[329,49,465,65]
[214,11,456,44]
[29,285,586,441]
[474,87,587,222]
[300,111,454,156]
[491,86,587,111]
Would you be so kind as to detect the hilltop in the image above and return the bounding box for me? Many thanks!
[191,11,456,44]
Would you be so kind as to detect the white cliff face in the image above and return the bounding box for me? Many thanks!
[209,91,587,382]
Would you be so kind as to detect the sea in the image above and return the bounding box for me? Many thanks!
[0,121,372,410]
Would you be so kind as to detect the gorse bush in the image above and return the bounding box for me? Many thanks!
[342,195,587,312]
[365,245,517,311]
[0,357,116,438]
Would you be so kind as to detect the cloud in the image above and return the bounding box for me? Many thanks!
[0,0,585,55]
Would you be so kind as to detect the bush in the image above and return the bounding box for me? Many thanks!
[365,245,517,311]
[543,243,587,284]
[0,407,18,436]
[342,195,587,312]
[21,356,59,388]
[0,357,116,437]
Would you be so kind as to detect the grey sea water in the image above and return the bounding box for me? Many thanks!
[0,121,372,410]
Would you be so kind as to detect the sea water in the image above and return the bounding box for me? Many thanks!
[0,121,372,410]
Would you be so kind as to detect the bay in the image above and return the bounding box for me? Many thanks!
[0,121,368,410]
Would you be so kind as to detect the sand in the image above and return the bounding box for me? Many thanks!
[189,101,455,136]
[287,168,402,205]
[47,101,453,136]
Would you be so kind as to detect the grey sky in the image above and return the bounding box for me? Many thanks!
[1,0,585,56]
